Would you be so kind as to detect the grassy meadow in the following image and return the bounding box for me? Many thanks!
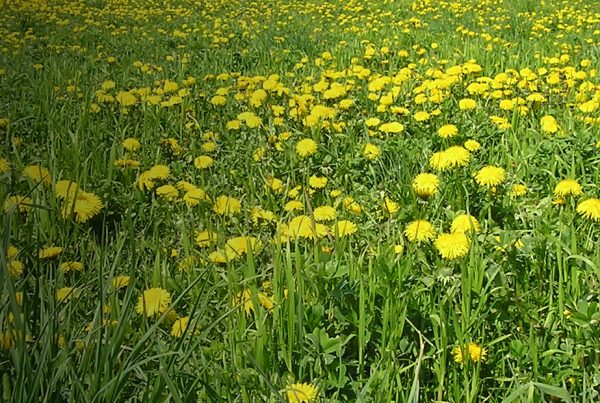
[1,0,600,401]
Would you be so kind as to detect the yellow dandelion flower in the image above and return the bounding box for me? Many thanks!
[332,220,357,237]
[404,220,436,242]
[183,188,208,207]
[464,139,481,152]
[136,288,171,318]
[382,197,399,215]
[155,184,179,201]
[194,155,213,169]
[171,316,193,337]
[412,173,439,198]
[23,165,52,186]
[458,98,477,110]
[451,214,480,234]
[56,287,78,303]
[576,198,600,221]
[434,232,470,260]
[213,195,241,215]
[39,247,63,260]
[0,158,10,173]
[55,180,79,199]
[285,382,318,403]
[540,115,559,133]
[510,184,527,197]
[438,124,458,139]
[112,275,130,289]
[363,143,380,160]
[149,164,170,179]
[474,165,506,187]
[296,138,318,158]
[554,179,582,197]
[284,215,327,240]
[309,176,327,189]
[3,195,33,213]
[313,206,336,221]
[452,342,487,364]
[61,191,103,223]
[59,261,83,273]
[284,200,304,212]
[379,121,404,133]
[122,138,141,152]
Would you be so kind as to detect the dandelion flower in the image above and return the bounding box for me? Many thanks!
[0,158,10,173]
[171,316,192,337]
[453,342,487,364]
[576,198,600,221]
[112,275,130,289]
[194,155,213,169]
[61,191,103,223]
[284,200,304,212]
[438,124,458,138]
[554,179,582,197]
[183,188,208,207]
[458,98,477,110]
[195,230,218,247]
[379,122,404,133]
[332,220,357,237]
[464,139,481,152]
[295,138,318,157]
[3,195,32,213]
[394,244,404,255]
[149,164,170,179]
[404,220,436,242]
[136,287,171,317]
[475,165,506,187]
[451,214,480,234]
[156,184,179,201]
[363,143,380,160]
[225,236,262,257]
[382,197,399,215]
[285,382,318,403]
[284,216,327,240]
[309,176,327,189]
[213,195,241,215]
[55,180,79,199]
[435,232,470,260]
[39,247,63,260]
[313,206,336,221]
[59,261,83,273]
[540,115,559,133]
[510,184,527,197]
[412,173,439,198]
[56,287,77,303]
[23,165,52,186]
[122,138,141,152]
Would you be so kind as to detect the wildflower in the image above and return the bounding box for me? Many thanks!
[343,197,362,214]
[576,198,600,221]
[225,236,262,257]
[3,195,32,213]
[183,188,208,207]
[234,289,254,314]
[284,200,304,212]
[363,143,380,160]
[0,158,10,173]
[156,185,179,201]
[413,111,430,122]
[435,232,470,260]
[295,138,318,157]
[171,316,193,337]
[309,176,327,189]
[122,138,141,152]
[39,247,63,260]
[464,139,481,152]
[438,124,458,139]
[285,382,318,403]
[136,287,171,317]
[195,230,218,247]
[61,191,103,223]
[56,287,78,303]
[59,261,83,273]
[458,98,477,110]
[554,179,582,197]
[475,165,506,187]
[404,220,436,242]
[284,216,327,240]
[394,244,404,255]
[510,184,527,197]
[149,164,170,179]
[332,220,357,237]
[379,122,404,133]
[540,115,559,133]
[313,206,336,221]
[382,197,399,214]
[451,214,480,234]
[452,342,487,364]
[23,165,52,186]
[194,155,213,169]
[213,195,241,215]
[112,275,130,289]
[412,173,439,198]
[55,180,79,199]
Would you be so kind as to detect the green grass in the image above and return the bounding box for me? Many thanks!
[1,0,600,401]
